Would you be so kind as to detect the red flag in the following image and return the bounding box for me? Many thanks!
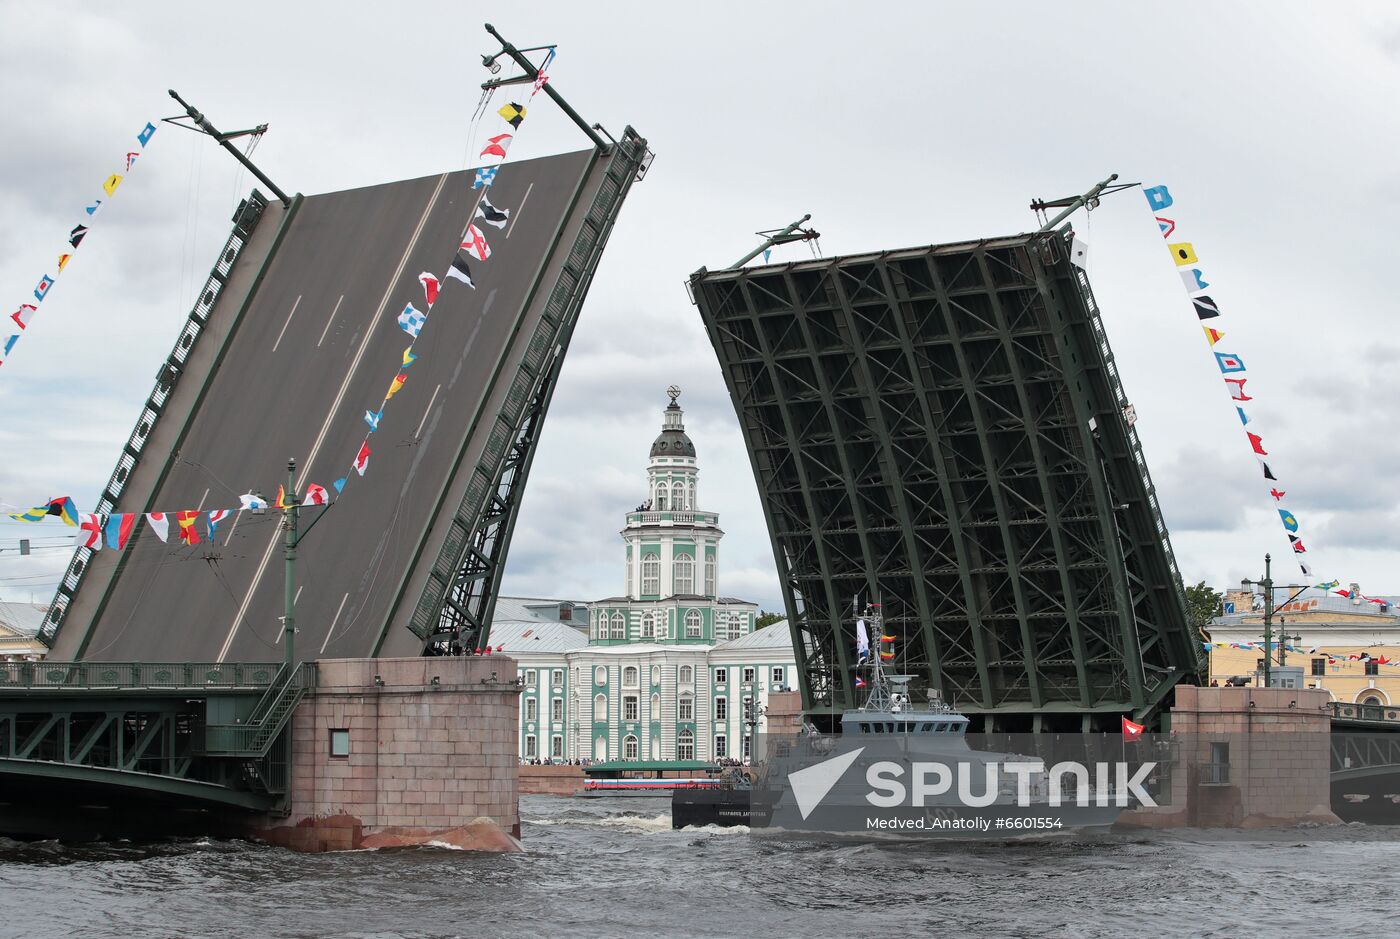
[1247,432,1268,455]
[1225,378,1252,401]
[1269,488,1286,501]
[479,133,513,158]
[175,511,201,545]
[419,272,439,307]
[354,440,371,477]
[1122,717,1145,737]
[275,486,286,509]
[302,484,329,506]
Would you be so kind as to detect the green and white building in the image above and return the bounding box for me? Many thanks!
[492,390,795,763]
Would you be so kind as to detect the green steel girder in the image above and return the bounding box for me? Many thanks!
[690,230,1200,731]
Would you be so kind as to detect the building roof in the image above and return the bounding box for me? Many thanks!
[0,599,46,636]
[488,620,589,655]
[650,399,696,459]
[491,595,590,624]
[1212,592,1400,628]
[574,642,709,656]
[713,620,791,652]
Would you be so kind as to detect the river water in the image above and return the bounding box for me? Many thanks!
[0,795,1395,938]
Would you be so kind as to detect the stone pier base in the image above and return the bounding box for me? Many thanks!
[252,655,522,853]
[1119,685,1340,829]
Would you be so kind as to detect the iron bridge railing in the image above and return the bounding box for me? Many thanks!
[0,661,286,693]
[1331,701,1400,725]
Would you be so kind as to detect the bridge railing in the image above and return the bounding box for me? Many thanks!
[1331,701,1400,725]
[0,661,285,692]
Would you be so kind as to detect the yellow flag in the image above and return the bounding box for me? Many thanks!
[57,253,71,271]
[102,173,123,196]
[386,372,407,400]
[1167,242,1198,266]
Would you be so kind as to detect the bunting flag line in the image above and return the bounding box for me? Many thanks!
[476,195,509,229]
[419,272,440,308]
[78,514,103,550]
[397,303,426,338]
[480,133,513,159]
[176,511,201,545]
[104,513,137,550]
[462,225,491,261]
[207,509,230,540]
[1143,183,1311,576]
[446,252,475,288]
[3,119,158,372]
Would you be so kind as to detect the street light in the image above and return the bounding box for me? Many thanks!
[1240,553,1311,688]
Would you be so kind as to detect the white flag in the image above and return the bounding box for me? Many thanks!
[239,493,267,511]
[1070,235,1089,269]
[856,617,869,657]
[145,512,169,542]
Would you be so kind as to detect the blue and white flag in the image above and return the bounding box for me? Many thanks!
[365,409,383,432]
[239,493,268,511]
[473,167,497,189]
[137,122,157,147]
[397,303,426,338]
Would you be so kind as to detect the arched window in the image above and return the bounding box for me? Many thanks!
[685,609,703,638]
[677,728,695,761]
[641,612,654,639]
[704,554,716,596]
[594,737,608,761]
[650,665,661,685]
[678,694,694,721]
[611,612,624,639]
[594,693,606,719]
[642,557,660,596]
[674,553,694,594]
[679,665,693,684]
[623,666,638,687]
[656,485,668,510]
[651,692,660,717]
[624,734,639,760]
[626,556,634,597]
[595,667,607,685]
[688,481,696,511]
[672,481,684,510]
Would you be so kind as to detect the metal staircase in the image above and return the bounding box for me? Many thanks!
[203,662,317,758]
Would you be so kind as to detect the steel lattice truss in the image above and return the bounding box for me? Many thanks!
[690,231,1203,731]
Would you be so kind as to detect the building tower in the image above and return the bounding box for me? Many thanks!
[611,387,726,641]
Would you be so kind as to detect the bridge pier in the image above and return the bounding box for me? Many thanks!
[251,655,523,853]
[1121,685,1340,829]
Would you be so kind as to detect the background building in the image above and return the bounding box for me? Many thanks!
[1207,588,1400,705]
[490,390,793,762]
[0,599,47,662]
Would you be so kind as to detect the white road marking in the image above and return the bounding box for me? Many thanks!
[415,384,442,438]
[506,183,533,238]
[223,510,242,546]
[295,585,303,606]
[197,488,210,511]
[271,295,302,352]
[316,294,345,347]
[217,174,451,663]
[319,591,351,655]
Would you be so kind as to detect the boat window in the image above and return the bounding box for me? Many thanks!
[887,723,896,733]
[871,722,883,734]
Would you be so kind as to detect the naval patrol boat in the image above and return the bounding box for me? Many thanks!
[677,606,1134,837]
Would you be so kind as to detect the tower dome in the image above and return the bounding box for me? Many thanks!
[649,386,695,458]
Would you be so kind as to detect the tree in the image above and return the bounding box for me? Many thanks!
[1183,580,1222,635]
[755,610,785,629]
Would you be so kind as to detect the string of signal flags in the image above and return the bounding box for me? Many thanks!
[5,55,557,555]
[1,121,158,370]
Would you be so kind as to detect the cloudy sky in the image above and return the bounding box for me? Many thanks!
[2,2,1399,616]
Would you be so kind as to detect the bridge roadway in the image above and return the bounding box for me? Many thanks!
[51,148,601,663]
